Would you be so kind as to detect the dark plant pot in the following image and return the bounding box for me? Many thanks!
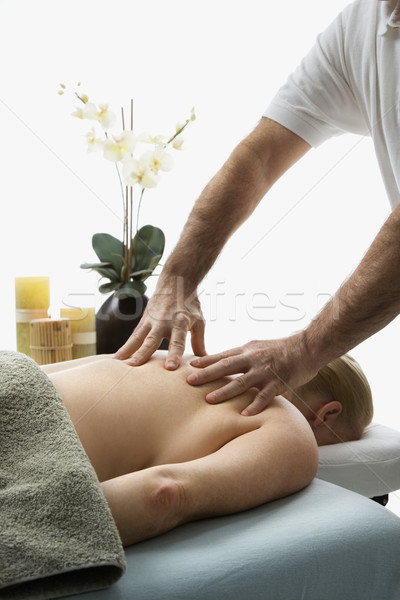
[96,291,169,355]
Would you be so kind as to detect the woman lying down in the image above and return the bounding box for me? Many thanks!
[41,352,373,547]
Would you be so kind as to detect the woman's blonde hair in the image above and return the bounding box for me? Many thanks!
[296,354,374,439]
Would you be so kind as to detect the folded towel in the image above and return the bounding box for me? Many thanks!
[0,351,126,599]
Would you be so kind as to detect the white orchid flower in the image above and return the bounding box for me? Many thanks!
[103,130,137,162]
[72,106,85,119]
[85,128,104,152]
[142,147,174,172]
[139,132,167,146]
[82,102,116,130]
[81,102,99,119]
[122,157,160,188]
[172,136,184,150]
[97,103,117,129]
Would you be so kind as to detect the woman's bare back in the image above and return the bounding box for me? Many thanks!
[46,352,272,481]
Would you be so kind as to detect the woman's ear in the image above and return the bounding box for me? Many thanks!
[310,400,343,430]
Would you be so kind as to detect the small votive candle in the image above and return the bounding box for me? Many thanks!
[60,307,96,359]
[15,276,50,356]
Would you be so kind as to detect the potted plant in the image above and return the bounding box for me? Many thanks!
[59,83,195,353]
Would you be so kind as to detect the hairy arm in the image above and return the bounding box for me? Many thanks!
[116,117,311,365]
[304,203,400,369]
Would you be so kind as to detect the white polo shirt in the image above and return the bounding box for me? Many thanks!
[263,0,400,208]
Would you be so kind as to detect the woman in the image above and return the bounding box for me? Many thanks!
[42,352,372,546]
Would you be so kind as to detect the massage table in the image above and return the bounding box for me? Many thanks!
[69,422,400,600]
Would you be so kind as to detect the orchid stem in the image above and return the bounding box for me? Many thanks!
[134,188,145,272]
[128,187,134,275]
[124,187,129,282]
[130,99,133,130]
[128,100,134,278]
[136,188,144,235]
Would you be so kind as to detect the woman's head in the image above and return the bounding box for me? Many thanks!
[286,354,373,445]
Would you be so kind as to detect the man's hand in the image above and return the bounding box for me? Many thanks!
[187,334,318,416]
[114,287,206,369]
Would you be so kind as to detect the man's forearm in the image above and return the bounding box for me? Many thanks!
[159,118,311,294]
[160,140,268,292]
[304,204,400,370]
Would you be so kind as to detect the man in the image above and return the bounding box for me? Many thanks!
[42,352,372,546]
[115,0,400,416]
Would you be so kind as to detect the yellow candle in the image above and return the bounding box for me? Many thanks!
[60,307,96,359]
[15,277,50,356]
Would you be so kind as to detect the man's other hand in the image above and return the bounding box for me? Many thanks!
[187,334,318,416]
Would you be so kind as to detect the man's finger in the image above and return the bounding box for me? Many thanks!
[188,354,247,386]
[203,373,254,403]
[163,313,192,369]
[190,320,207,358]
[114,323,151,359]
[126,333,163,366]
[190,346,241,369]
[241,388,276,416]
[165,338,187,370]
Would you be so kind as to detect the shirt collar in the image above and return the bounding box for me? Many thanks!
[378,0,400,35]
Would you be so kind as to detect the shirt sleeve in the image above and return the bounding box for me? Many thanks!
[263,9,369,147]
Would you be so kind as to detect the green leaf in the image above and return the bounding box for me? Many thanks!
[98,281,122,294]
[146,253,163,273]
[131,225,165,280]
[130,268,156,277]
[80,262,120,282]
[115,280,147,299]
[96,268,121,282]
[92,233,124,276]
[80,261,115,269]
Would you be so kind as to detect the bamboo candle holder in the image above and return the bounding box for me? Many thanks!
[30,318,73,365]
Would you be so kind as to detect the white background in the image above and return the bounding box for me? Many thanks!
[1,1,399,510]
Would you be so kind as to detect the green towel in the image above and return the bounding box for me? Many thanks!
[0,351,126,599]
